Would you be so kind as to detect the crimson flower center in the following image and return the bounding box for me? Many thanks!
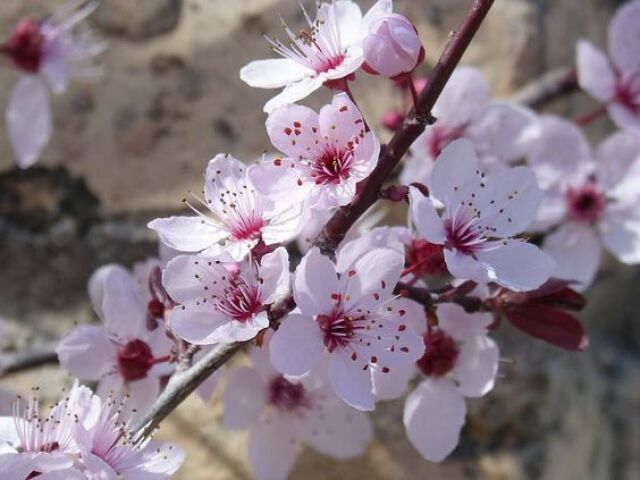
[117,339,154,382]
[228,210,266,241]
[615,72,640,114]
[417,330,459,378]
[444,212,485,255]
[214,270,262,321]
[406,238,446,277]
[317,311,364,352]
[268,375,309,412]
[310,148,355,185]
[566,182,606,223]
[2,18,44,73]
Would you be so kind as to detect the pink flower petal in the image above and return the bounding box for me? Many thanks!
[293,248,339,317]
[576,40,615,102]
[223,366,267,430]
[328,351,375,411]
[270,313,324,376]
[56,325,116,380]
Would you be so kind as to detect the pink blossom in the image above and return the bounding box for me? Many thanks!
[400,66,538,186]
[400,304,499,462]
[56,265,174,418]
[0,381,94,479]
[162,247,290,344]
[363,12,423,78]
[149,154,302,261]
[529,115,640,289]
[269,237,423,411]
[576,0,640,128]
[249,93,380,209]
[223,341,371,480]
[240,0,391,112]
[76,390,184,479]
[2,1,104,168]
[409,139,555,291]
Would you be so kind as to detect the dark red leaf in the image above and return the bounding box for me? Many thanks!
[504,304,589,351]
[536,287,587,311]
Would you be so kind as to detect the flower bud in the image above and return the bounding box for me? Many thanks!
[363,13,424,78]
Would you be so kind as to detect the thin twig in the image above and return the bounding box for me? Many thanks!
[0,343,58,375]
[314,0,496,255]
[511,65,578,109]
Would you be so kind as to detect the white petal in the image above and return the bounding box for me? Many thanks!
[443,249,491,284]
[259,247,290,304]
[328,352,375,411]
[265,103,322,159]
[305,395,372,458]
[432,66,489,127]
[467,102,538,164]
[608,0,640,74]
[429,139,480,208]
[148,216,227,253]
[342,247,403,312]
[599,207,640,264]
[261,201,304,245]
[595,130,640,199]
[476,166,543,237]
[223,366,267,429]
[476,241,556,292]
[210,312,269,343]
[455,335,499,398]
[126,377,160,420]
[270,313,324,376]
[319,0,363,48]
[543,222,602,290]
[247,159,313,204]
[56,325,116,380]
[263,76,324,113]
[609,102,640,130]
[437,303,494,339]
[99,268,146,339]
[409,187,447,244]
[248,415,298,480]
[6,76,52,168]
[240,58,313,88]
[403,378,467,462]
[576,40,615,102]
[372,360,416,401]
[293,248,339,317]
[169,302,228,345]
[336,226,407,273]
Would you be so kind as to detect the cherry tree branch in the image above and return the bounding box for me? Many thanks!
[131,0,496,439]
[314,0,495,255]
[0,343,58,375]
[511,65,578,109]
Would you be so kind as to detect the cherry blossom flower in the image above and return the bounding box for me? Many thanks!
[269,239,423,411]
[75,388,185,479]
[248,93,380,209]
[1,1,104,168]
[149,154,302,261]
[400,66,538,186]
[363,11,423,78]
[529,116,640,289]
[163,247,289,345]
[0,381,94,479]
[576,0,640,128]
[240,0,391,112]
[409,139,555,291]
[401,303,499,462]
[56,264,174,419]
[223,341,371,480]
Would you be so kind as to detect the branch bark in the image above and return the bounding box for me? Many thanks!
[132,0,496,439]
[314,0,495,255]
[511,65,578,109]
[0,343,58,375]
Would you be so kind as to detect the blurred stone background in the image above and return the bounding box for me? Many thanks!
[0,0,638,479]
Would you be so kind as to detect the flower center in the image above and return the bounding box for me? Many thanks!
[405,238,446,277]
[443,208,486,254]
[117,339,154,382]
[228,209,266,241]
[317,311,364,352]
[566,182,605,223]
[265,5,347,75]
[416,330,459,378]
[614,71,640,114]
[214,268,262,321]
[268,375,309,412]
[2,19,44,73]
[310,148,354,185]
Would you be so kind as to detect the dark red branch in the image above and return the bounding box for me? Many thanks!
[511,65,578,109]
[314,0,495,255]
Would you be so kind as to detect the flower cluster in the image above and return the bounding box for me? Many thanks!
[0,381,184,478]
[3,0,640,479]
